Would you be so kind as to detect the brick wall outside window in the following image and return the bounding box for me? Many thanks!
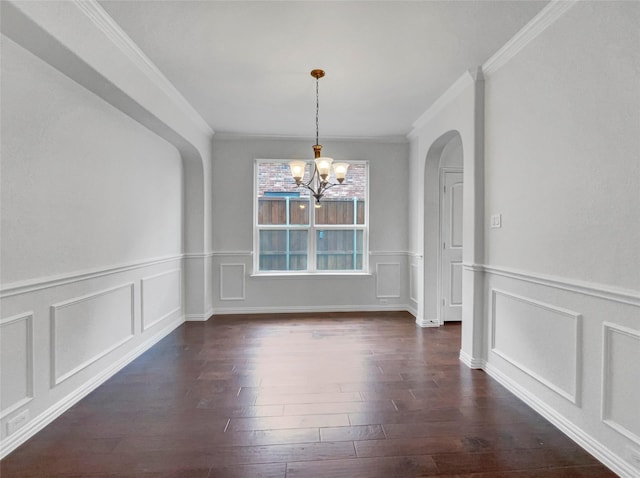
[257,161,366,199]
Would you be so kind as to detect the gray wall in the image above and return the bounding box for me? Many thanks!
[1,35,185,452]
[408,2,639,475]
[211,137,412,313]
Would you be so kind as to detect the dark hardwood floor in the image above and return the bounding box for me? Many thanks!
[1,312,616,477]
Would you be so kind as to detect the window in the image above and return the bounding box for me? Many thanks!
[254,159,368,273]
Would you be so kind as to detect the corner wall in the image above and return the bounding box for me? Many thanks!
[407,69,485,360]
[0,0,214,457]
[481,1,640,476]
[0,34,184,456]
[408,2,639,475]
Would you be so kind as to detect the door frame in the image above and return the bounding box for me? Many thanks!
[437,167,463,325]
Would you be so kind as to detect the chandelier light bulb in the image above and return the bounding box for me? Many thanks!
[289,161,306,183]
[332,163,349,183]
[315,157,333,180]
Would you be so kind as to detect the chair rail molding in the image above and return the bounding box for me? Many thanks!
[0,254,183,298]
[480,264,640,307]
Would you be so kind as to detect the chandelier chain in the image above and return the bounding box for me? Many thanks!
[315,75,319,146]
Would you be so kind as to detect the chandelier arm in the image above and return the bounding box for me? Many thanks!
[318,182,339,195]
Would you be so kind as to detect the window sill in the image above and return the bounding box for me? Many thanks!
[250,271,372,278]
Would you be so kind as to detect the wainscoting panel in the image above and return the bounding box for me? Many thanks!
[602,323,640,445]
[220,264,246,301]
[141,269,181,331]
[491,289,581,404]
[0,312,33,418]
[0,256,185,458]
[51,283,135,386]
[376,263,401,298]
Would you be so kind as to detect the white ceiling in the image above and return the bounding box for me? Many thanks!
[99,0,548,139]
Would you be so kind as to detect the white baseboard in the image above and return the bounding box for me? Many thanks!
[484,361,636,478]
[406,304,417,319]
[185,308,213,321]
[0,315,185,459]
[459,350,485,369]
[211,304,413,316]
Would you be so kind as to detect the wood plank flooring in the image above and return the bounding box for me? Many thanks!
[1,312,616,477]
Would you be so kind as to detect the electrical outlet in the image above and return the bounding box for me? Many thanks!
[6,409,29,435]
[379,298,389,304]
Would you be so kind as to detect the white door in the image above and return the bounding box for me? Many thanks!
[440,170,463,322]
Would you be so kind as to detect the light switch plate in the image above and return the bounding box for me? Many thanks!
[491,213,502,228]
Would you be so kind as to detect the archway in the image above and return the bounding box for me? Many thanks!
[422,131,463,326]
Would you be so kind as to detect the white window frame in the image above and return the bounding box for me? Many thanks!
[253,159,369,276]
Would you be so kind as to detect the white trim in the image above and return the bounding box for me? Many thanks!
[141,269,182,331]
[72,0,213,136]
[406,304,418,319]
[484,361,636,478]
[213,131,408,143]
[369,251,411,257]
[185,309,213,322]
[0,254,183,298]
[211,251,253,257]
[0,314,185,460]
[408,70,475,137]
[602,322,640,446]
[250,272,373,279]
[483,0,579,76]
[50,283,135,386]
[254,159,370,275]
[211,304,413,316]
[184,252,214,259]
[490,289,581,405]
[0,312,35,419]
[481,264,640,307]
[459,350,485,369]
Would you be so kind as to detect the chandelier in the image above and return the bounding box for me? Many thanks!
[289,69,349,206]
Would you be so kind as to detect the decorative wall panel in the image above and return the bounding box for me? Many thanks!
[51,283,134,385]
[0,313,33,418]
[141,269,181,331]
[491,289,581,403]
[602,323,640,445]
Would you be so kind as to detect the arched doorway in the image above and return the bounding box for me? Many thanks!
[423,131,463,325]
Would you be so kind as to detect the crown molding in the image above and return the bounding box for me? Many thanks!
[408,69,476,137]
[213,131,409,144]
[482,0,579,76]
[72,0,213,137]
